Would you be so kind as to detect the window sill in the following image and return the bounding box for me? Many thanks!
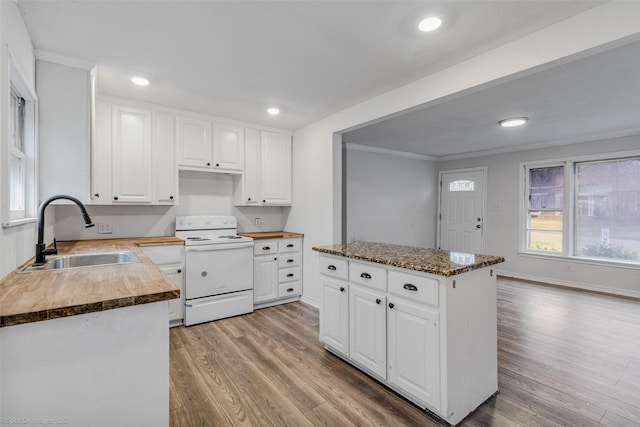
[2,217,37,228]
[517,251,640,270]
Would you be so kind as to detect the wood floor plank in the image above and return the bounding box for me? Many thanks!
[170,278,640,426]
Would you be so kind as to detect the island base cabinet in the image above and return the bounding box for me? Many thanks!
[387,299,440,411]
[0,302,169,427]
[319,277,349,357]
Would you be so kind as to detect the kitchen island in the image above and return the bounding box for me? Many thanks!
[313,241,504,425]
[0,237,182,427]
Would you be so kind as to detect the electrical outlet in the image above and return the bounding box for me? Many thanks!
[255,217,261,227]
[98,223,112,234]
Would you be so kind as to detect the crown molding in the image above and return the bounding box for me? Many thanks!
[344,143,437,161]
[35,49,96,70]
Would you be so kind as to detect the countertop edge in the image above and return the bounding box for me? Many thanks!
[313,246,505,277]
[239,231,304,240]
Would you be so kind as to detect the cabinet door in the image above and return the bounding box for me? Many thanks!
[388,299,440,410]
[349,285,386,379]
[152,112,177,204]
[91,100,112,203]
[162,266,184,324]
[177,116,212,169]
[234,128,259,205]
[260,131,292,205]
[213,123,244,172]
[319,278,349,357]
[253,255,279,304]
[111,105,153,203]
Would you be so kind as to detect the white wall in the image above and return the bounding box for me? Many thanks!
[345,146,438,248]
[438,135,640,297]
[0,0,38,278]
[287,2,640,306]
[53,172,286,240]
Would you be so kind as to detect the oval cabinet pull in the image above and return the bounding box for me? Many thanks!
[403,283,418,291]
[263,246,270,250]
[388,302,395,309]
[287,288,294,292]
[287,244,294,248]
[328,265,337,271]
[286,259,294,263]
[287,273,294,278]
[177,269,182,273]
[376,298,381,304]
[339,286,345,292]
[360,272,372,279]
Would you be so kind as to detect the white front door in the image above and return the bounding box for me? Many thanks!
[439,169,486,253]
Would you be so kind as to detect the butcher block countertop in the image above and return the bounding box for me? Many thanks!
[0,237,183,328]
[313,241,504,277]
[239,231,304,240]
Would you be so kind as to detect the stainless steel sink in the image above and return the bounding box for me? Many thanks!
[20,251,140,273]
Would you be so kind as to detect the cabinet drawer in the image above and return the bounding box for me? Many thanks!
[388,270,439,307]
[278,281,301,298]
[349,261,386,291]
[279,238,301,253]
[254,240,278,255]
[279,253,301,268]
[319,255,348,281]
[279,267,301,283]
[141,245,183,265]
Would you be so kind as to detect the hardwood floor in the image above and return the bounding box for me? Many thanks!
[169,278,640,426]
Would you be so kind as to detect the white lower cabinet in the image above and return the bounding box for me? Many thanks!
[141,245,185,326]
[318,254,497,425]
[252,238,302,307]
[319,277,349,357]
[349,284,386,379]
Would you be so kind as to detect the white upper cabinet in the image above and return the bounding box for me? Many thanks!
[152,112,178,204]
[261,131,292,205]
[111,105,153,203]
[92,97,178,205]
[234,129,292,206]
[176,116,212,169]
[212,123,244,173]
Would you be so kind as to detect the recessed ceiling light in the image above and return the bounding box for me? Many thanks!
[131,76,150,86]
[418,16,442,32]
[267,107,280,116]
[499,117,528,127]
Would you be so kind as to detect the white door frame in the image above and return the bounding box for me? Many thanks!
[437,167,488,252]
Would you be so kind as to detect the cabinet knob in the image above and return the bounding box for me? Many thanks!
[215,163,220,167]
[169,196,174,200]
[327,265,336,271]
[93,193,99,197]
[177,269,182,273]
[263,199,266,203]
[476,224,481,229]
[113,196,119,200]
[274,257,277,261]
[339,286,345,292]
[206,162,211,166]
[388,302,395,309]
[248,197,251,201]
[360,272,372,279]
[376,298,381,304]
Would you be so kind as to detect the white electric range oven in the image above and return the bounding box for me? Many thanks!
[175,215,254,326]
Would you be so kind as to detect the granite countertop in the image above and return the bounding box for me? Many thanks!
[239,231,304,240]
[0,237,183,328]
[313,241,505,277]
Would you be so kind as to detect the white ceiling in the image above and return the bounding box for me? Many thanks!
[18,0,606,134]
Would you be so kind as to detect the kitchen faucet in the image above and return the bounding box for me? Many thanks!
[34,195,95,265]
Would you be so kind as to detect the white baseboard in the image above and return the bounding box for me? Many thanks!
[495,269,640,300]
[300,295,319,309]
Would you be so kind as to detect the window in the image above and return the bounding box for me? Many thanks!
[3,53,37,226]
[9,86,26,219]
[449,179,475,192]
[522,153,640,264]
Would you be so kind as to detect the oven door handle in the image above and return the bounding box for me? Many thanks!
[186,242,253,251]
